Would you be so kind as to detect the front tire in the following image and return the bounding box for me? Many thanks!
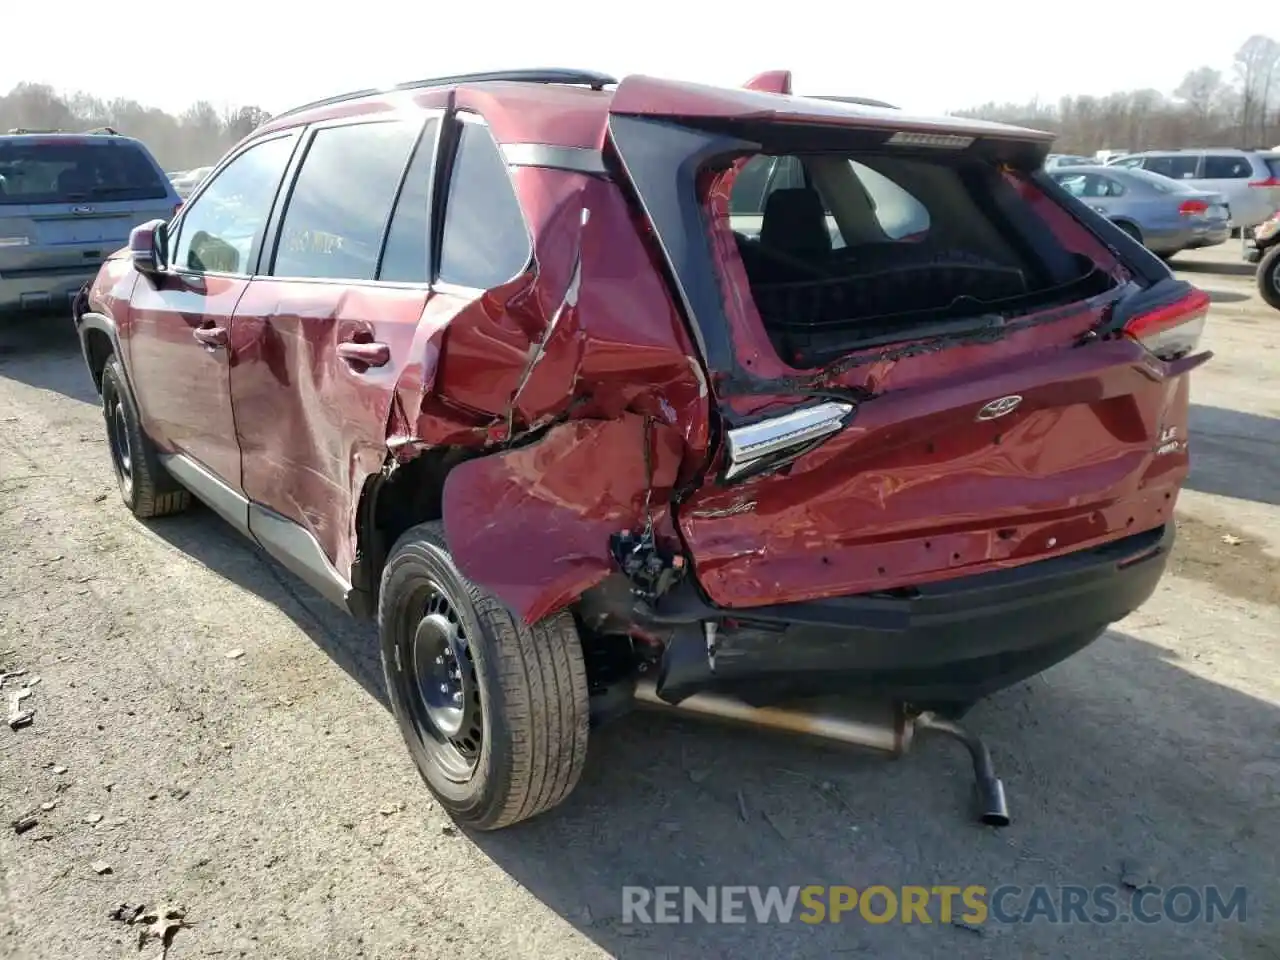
[379,521,589,830]
[1257,245,1280,311]
[101,356,190,518]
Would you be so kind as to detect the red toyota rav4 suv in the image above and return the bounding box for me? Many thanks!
[73,69,1209,830]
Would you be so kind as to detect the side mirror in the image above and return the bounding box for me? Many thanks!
[129,219,169,276]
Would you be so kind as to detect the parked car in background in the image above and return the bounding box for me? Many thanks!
[170,165,214,199]
[1045,153,1093,169]
[1047,165,1229,258]
[73,68,1208,831]
[1246,212,1280,309]
[0,129,180,316]
[1106,149,1280,233]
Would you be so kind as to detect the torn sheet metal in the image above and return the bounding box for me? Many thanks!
[441,414,683,624]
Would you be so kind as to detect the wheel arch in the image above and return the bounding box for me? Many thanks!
[76,311,128,396]
[350,446,477,618]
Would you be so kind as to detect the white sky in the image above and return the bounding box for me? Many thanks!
[3,2,1270,117]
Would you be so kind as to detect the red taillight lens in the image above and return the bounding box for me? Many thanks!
[172,202,183,218]
[1122,288,1210,360]
[1248,177,1280,188]
[1178,199,1208,216]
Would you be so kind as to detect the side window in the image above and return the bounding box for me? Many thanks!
[728,156,775,215]
[1099,176,1126,197]
[437,119,530,289]
[1112,157,1144,169]
[271,120,419,281]
[170,135,294,275]
[379,119,441,283]
[1202,155,1252,179]
[1146,155,1199,179]
[1054,173,1087,197]
[849,160,931,239]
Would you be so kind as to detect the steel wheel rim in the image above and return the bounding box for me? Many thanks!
[109,401,133,484]
[408,581,482,781]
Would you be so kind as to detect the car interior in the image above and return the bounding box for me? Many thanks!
[725,152,1107,366]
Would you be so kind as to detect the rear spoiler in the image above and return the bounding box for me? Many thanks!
[741,71,897,109]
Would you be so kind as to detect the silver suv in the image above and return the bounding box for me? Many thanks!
[1107,149,1280,232]
[0,129,180,316]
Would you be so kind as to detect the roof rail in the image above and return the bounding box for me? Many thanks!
[6,127,63,135]
[84,126,120,135]
[273,69,618,122]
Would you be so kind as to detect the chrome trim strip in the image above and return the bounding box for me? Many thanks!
[248,503,353,611]
[501,143,607,175]
[159,453,251,538]
[158,453,353,612]
[724,401,854,480]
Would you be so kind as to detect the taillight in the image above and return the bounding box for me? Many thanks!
[1248,177,1280,188]
[1122,288,1210,360]
[1178,199,1208,216]
[172,202,183,218]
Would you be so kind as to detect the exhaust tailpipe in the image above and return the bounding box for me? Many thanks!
[633,678,1010,827]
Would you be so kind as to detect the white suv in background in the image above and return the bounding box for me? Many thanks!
[1107,149,1280,233]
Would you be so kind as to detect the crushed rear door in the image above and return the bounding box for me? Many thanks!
[606,77,1211,609]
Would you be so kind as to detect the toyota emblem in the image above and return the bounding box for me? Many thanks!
[976,395,1023,421]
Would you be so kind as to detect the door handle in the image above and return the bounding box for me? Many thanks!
[337,340,390,368]
[193,325,228,348]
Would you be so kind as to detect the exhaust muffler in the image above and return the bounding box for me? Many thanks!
[633,678,1010,826]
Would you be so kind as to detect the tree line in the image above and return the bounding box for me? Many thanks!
[0,83,271,171]
[955,34,1280,156]
[4,34,1278,169]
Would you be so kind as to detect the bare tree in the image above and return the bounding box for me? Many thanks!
[954,34,1279,154]
[0,85,272,170]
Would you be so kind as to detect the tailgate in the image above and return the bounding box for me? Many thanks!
[606,78,1209,609]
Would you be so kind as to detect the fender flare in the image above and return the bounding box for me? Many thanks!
[75,308,131,397]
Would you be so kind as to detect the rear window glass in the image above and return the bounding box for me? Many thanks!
[1264,156,1280,179]
[0,139,167,205]
[719,150,1112,369]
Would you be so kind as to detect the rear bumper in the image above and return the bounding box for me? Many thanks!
[645,524,1173,707]
[1147,222,1230,253]
[0,270,99,315]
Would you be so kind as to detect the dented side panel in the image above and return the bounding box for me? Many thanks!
[442,415,684,624]
[229,282,430,577]
[416,168,709,619]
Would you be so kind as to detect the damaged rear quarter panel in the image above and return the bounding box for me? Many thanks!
[416,163,709,621]
[442,414,684,624]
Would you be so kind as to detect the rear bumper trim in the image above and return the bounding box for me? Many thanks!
[645,524,1173,705]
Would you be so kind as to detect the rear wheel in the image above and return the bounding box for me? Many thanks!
[379,521,589,830]
[100,357,190,518]
[1116,221,1144,246]
[1257,246,1280,311]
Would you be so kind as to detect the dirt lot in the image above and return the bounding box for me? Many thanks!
[1,243,1278,960]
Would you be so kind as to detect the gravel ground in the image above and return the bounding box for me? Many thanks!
[1,243,1278,960]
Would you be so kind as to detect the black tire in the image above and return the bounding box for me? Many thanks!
[1257,245,1280,311]
[1116,221,1144,246]
[100,356,191,518]
[379,521,589,830]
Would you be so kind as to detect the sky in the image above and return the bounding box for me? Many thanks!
[3,2,1273,117]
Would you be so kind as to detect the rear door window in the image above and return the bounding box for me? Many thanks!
[0,138,168,204]
[271,120,420,281]
[437,118,531,289]
[378,118,441,284]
